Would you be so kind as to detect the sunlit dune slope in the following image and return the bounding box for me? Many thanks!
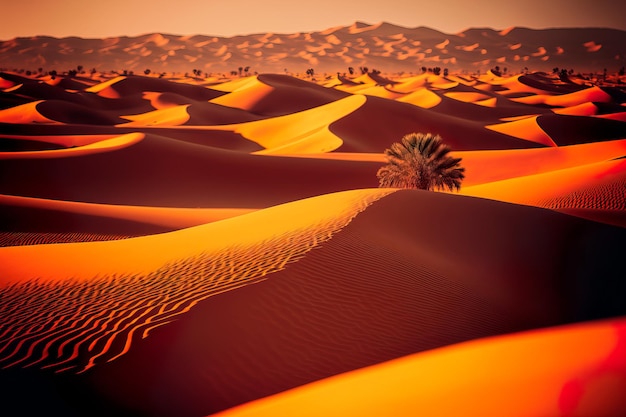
[457,139,626,186]
[0,132,144,159]
[213,317,626,417]
[0,189,391,378]
[48,190,624,417]
[461,158,626,226]
[512,86,613,107]
[0,193,256,246]
[213,94,365,154]
[211,74,349,116]
[0,101,57,124]
[486,115,557,147]
[461,158,626,208]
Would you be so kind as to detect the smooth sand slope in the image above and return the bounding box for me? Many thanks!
[213,317,626,417]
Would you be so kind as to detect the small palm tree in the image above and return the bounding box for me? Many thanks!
[377,132,465,191]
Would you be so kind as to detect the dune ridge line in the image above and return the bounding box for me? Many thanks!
[0,189,394,374]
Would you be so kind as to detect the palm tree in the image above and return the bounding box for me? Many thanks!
[377,132,465,191]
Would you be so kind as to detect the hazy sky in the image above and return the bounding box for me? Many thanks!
[2,0,625,40]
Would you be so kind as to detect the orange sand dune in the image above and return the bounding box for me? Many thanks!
[0,133,121,148]
[331,95,540,152]
[0,101,58,124]
[553,102,598,116]
[456,138,626,186]
[0,132,144,159]
[443,91,491,103]
[0,98,124,125]
[209,76,275,110]
[86,75,225,102]
[0,132,381,208]
[142,91,195,109]
[211,74,349,116]
[598,112,626,122]
[348,85,405,100]
[210,95,366,154]
[536,113,626,146]
[492,74,560,96]
[396,87,442,108]
[0,189,391,284]
[511,86,613,107]
[119,105,191,127]
[85,76,126,98]
[55,189,623,417]
[382,74,430,92]
[460,158,626,225]
[0,193,256,233]
[213,317,626,417]
[0,189,391,377]
[0,77,15,89]
[1,71,626,416]
[486,116,557,147]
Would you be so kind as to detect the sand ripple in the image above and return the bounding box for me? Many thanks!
[0,189,392,374]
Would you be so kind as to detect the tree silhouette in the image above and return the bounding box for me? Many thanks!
[377,132,465,191]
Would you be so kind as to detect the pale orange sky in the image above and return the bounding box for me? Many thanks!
[1,0,625,40]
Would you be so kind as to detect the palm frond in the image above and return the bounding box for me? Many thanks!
[378,132,464,192]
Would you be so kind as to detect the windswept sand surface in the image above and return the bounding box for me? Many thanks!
[1,68,625,416]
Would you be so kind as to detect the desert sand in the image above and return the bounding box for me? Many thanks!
[1,51,625,417]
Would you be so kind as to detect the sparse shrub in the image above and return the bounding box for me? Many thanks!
[377,132,465,191]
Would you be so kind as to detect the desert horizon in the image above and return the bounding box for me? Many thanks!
[2,22,626,75]
[1,12,626,417]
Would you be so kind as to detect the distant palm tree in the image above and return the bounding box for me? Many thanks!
[377,132,465,191]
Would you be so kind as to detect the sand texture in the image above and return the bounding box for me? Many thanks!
[1,66,625,416]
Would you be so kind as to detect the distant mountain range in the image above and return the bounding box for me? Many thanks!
[1,22,625,74]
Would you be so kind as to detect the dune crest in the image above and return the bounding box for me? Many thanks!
[0,189,393,373]
[0,132,145,159]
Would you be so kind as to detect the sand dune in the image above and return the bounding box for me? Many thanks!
[486,116,557,147]
[211,74,349,116]
[460,158,626,226]
[0,193,256,246]
[0,189,391,375]
[214,317,626,417]
[18,189,618,417]
[456,138,626,186]
[1,67,625,417]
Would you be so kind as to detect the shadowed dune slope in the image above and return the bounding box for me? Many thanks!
[428,93,552,123]
[2,81,150,113]
[0,123,263,152]
[0,134,381,207]
[51,190,626,417]
[35,100,125,125]
[330,96,543,152]
[213,317,626,417]
[88,76,227,101]
[0,194,256,246]
[537,114,626,146]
